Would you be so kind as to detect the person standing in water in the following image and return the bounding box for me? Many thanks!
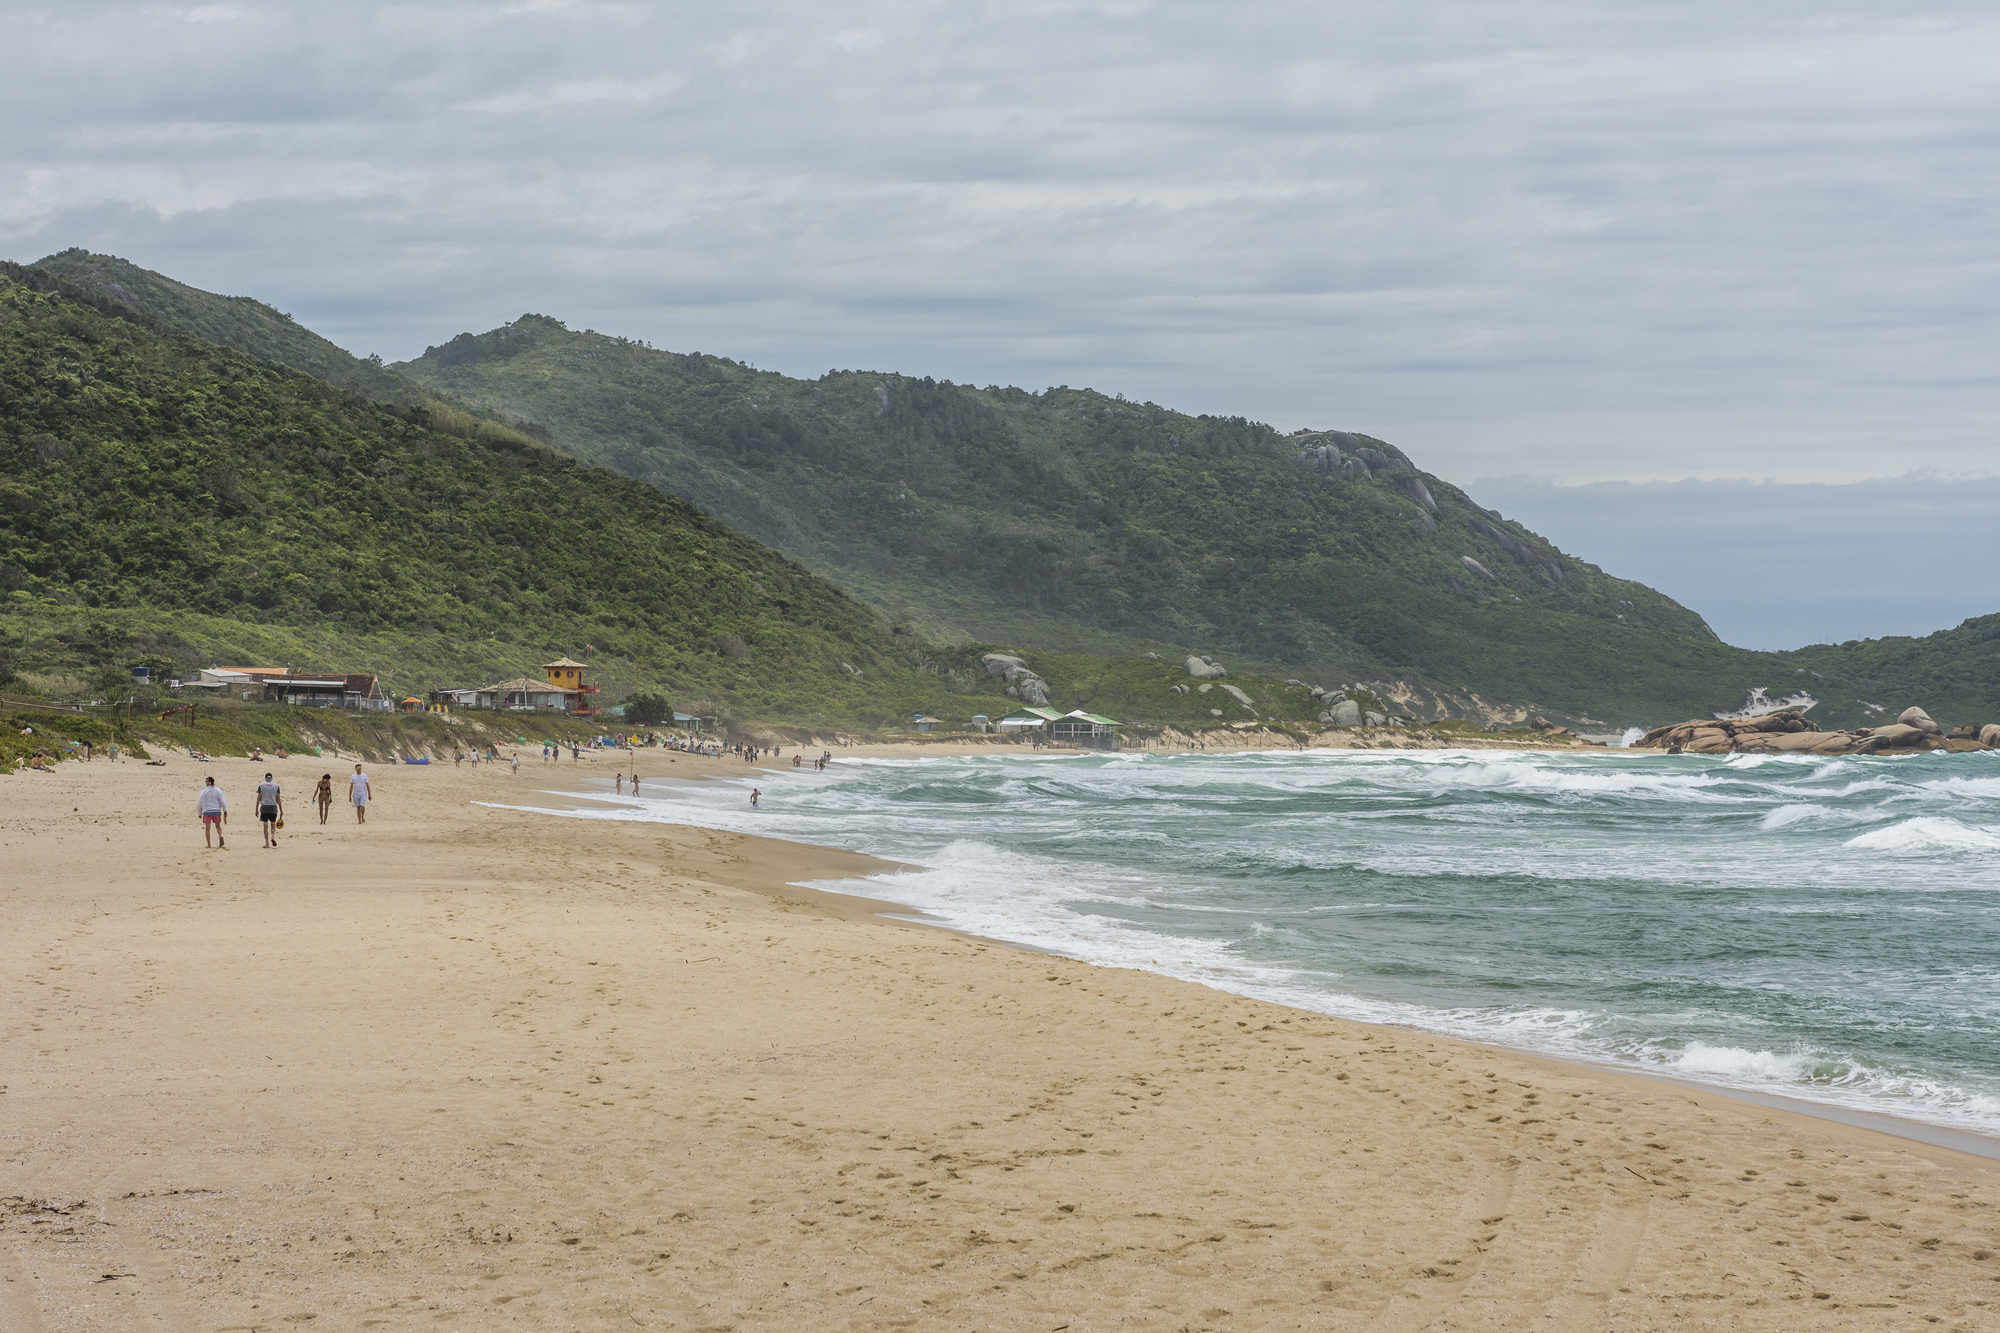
[750,787,761,807]
[256,771,284,848]
[196,776,229,848]
[314,773,334,823]
[349,763,372,823]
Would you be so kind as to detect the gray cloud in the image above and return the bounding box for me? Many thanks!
[5,2,1996,600]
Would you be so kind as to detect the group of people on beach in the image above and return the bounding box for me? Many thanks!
[194,764,372,849]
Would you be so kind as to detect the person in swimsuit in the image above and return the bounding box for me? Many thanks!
[196,776,228,848]
[256,771,283,847]
[314,773,334,823]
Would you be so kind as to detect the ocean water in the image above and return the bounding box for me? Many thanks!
[510,748,2000,1137]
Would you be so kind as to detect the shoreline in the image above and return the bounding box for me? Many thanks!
[6,748,1996,1330]
[520,748,2000,1166]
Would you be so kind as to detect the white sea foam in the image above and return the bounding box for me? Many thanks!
[1671,1042,1820,1080]
[1844,817,2000,854]
[492,748,2000,1136]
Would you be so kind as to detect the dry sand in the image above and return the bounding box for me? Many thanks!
[4,744,1997,1332]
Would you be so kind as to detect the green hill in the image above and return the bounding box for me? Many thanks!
[380,315,1781,723]
[0,262,1031,728]
[20,252,1996,731]
[29,249,434,406]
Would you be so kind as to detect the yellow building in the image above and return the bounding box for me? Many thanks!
[542,657,599,714]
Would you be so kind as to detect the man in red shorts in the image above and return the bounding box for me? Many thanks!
[196,775,229,849]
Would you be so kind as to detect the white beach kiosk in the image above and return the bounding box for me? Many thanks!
[994,706,1063,734]
[994,707,1122,748]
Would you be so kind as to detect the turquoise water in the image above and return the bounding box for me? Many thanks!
[522,747,2000,1136]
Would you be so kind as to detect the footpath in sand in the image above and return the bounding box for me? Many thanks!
[3,745,1996,1331]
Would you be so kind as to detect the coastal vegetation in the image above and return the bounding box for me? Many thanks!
[21,250,1998,731]
[0,263,1013,729]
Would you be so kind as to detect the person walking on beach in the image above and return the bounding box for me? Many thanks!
[630,773,640,795]
[256,771,284,848]
[349,764,372,823]
[196,776,229,848]
[314,773,334,823]
[510,752,519,776]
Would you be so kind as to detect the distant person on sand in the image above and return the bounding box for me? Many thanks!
[349,764,372,823]
[750,787,761,807]
[510,752,519,776]
[314,773,334,823]
[196,776,229,848]
[256,771,283,848]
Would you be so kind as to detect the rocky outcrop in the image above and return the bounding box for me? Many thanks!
[1983,724,2000,747]
[1219,683,1256,713]
[1460,556,1496,582]
[1632,706,1993,755]
[1320,699,1362,726]
[981,653,1053,707]
[1530,718,1606,745]
[1185,656,1227,679]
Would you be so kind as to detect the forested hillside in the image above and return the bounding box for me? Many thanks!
[31,249,431,406]
[389,316,1787,722]
[25,251,1995,730]
[0,263,1022,727]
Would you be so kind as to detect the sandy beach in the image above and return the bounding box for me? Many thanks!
[4,744,1996,1332]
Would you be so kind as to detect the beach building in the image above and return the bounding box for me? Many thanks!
[483,677,571,711]
[544,657,600,716]
[995,706,1063,733]
[229,669,392,711]
[912,714,943,732]
[195,665,292,698]
[1051,709,1122,747]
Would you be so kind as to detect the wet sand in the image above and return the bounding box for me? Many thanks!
[3,745,1996,1331]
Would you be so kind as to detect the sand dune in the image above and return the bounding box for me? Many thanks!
[3,746,1995,1330]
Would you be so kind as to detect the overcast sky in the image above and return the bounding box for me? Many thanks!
[6,2,1994,646]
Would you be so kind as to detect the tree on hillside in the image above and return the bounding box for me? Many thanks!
[624,691,673,726]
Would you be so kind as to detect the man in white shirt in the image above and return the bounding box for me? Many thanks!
[349,764,372,824]
[195,776,229,848]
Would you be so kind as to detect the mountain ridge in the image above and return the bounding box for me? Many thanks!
[24,250,1998,730]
